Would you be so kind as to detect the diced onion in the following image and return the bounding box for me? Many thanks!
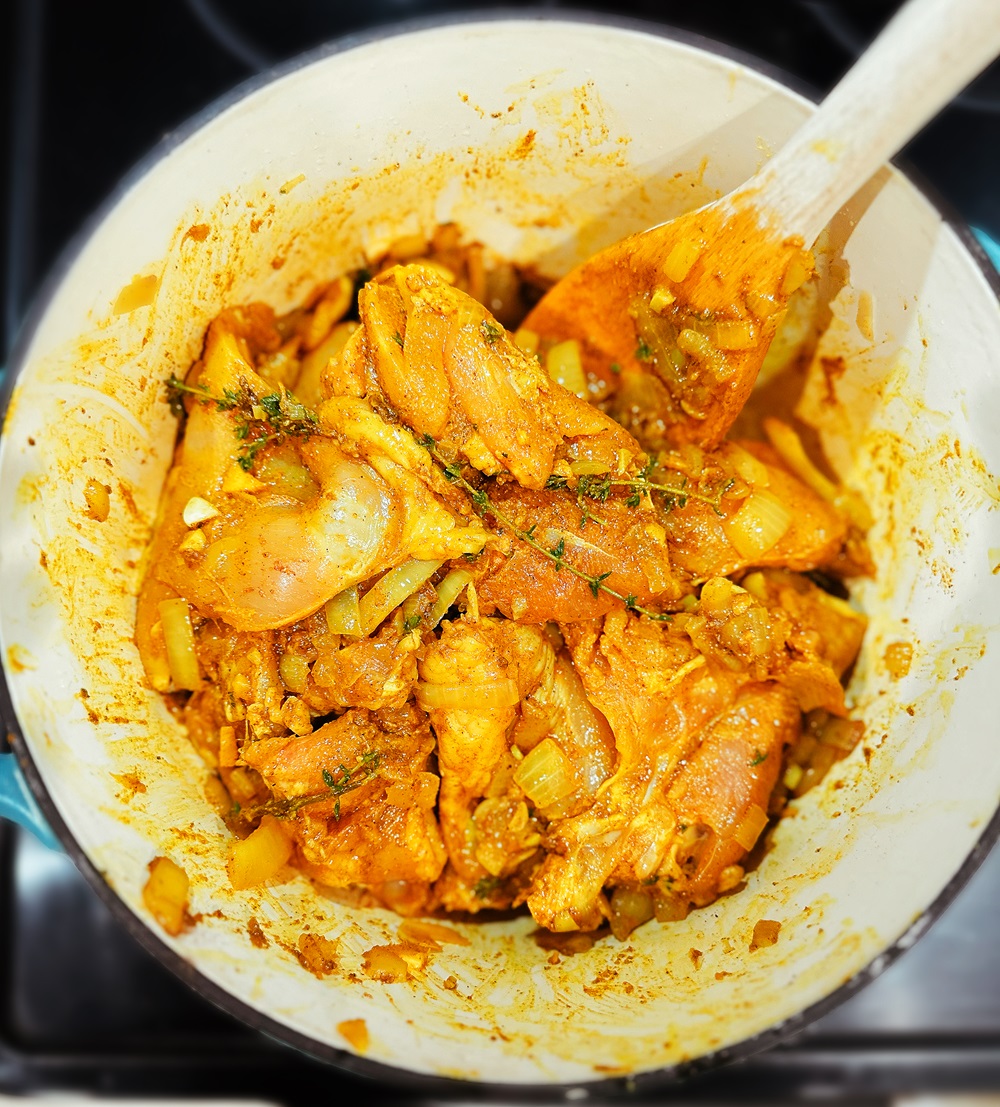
[429,568,473,627]
[732,803,769,851]
[723,490,792,559]
[83,479,111,522]
[545,339,587,398]
[568,459,611,476]
[218,725,238,768]
[358,559,443,636]
[278,652,310,693]
[662,238,703,283]
[157,597,201,691]
[325,586,361,636]
[717,864,745,892]
[751,918,782,949]
[337,1019,370,1052]
[712,319,758,351]
[227,815,293,890]
[513,737,576,809]
[182,496,218,527]
[781,250,813,296]
[177,529,207,553]
[513,327,539,355]
[782,764,804,791]
[608,887,655,941]
[416,679,520,712]
[649,286,675,313]
[676,328,717,364]
[142,856,189,937]
[362,945,410,983]
[221,465,265,494]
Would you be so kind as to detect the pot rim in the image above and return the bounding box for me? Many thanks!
[1,8,998,1093]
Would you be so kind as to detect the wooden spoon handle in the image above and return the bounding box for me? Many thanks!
[745,0,1000,244]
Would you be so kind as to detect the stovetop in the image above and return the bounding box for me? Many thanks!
[2,0,999,1101]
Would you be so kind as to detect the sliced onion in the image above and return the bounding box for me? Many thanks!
[428,568,473,627]
[358,559,443,636]
[325,585,361,636]
[416,678,520,712]
[726,443,771,488]
[762,418,837,501]
[732,803,769,851]
[397,919,470,948]
[514,737,576,809]
[157,597,200,691]
[551,654,615,795]
[723,490,792,559]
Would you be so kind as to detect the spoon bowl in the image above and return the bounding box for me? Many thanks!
[524,0,1000,447]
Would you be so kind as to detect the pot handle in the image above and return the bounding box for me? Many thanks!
[0,752,61,850]
[974,227,1000,271]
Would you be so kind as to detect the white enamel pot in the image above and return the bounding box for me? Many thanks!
[1,14,999,1090]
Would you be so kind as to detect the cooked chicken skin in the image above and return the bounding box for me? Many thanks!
[138,240,869,938]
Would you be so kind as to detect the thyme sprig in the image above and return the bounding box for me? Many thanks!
[418,435,670,621]
[166,374,318,471]
[545,466,733,517]
[252,750,381,820]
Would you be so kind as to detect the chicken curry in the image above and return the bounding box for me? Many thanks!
[136,227,869,940]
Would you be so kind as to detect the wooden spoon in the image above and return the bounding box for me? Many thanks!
[522,0,1000,448]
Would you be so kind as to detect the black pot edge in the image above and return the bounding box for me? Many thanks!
[1,7,999,1098]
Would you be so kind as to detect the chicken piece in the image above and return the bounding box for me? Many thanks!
[663,441,848,579]
[317,394,490,562]
[675,573,856,715]
[524,617,803,929]
[242,704,446,885]
[306,616,421,713]
[346,265,643,488]
[663,682,800,905]
[745,568,866,679]
[524,612,748,931]
[137,310,486,647]
[741,568,867,714]
[473,484,684,623]
[417,617,550,884]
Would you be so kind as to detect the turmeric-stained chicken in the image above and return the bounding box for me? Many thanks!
[137,232,869,939]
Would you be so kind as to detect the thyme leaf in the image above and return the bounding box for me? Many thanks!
[164,374,319,472]
[417,435,670,621]
[253,750,381,819]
